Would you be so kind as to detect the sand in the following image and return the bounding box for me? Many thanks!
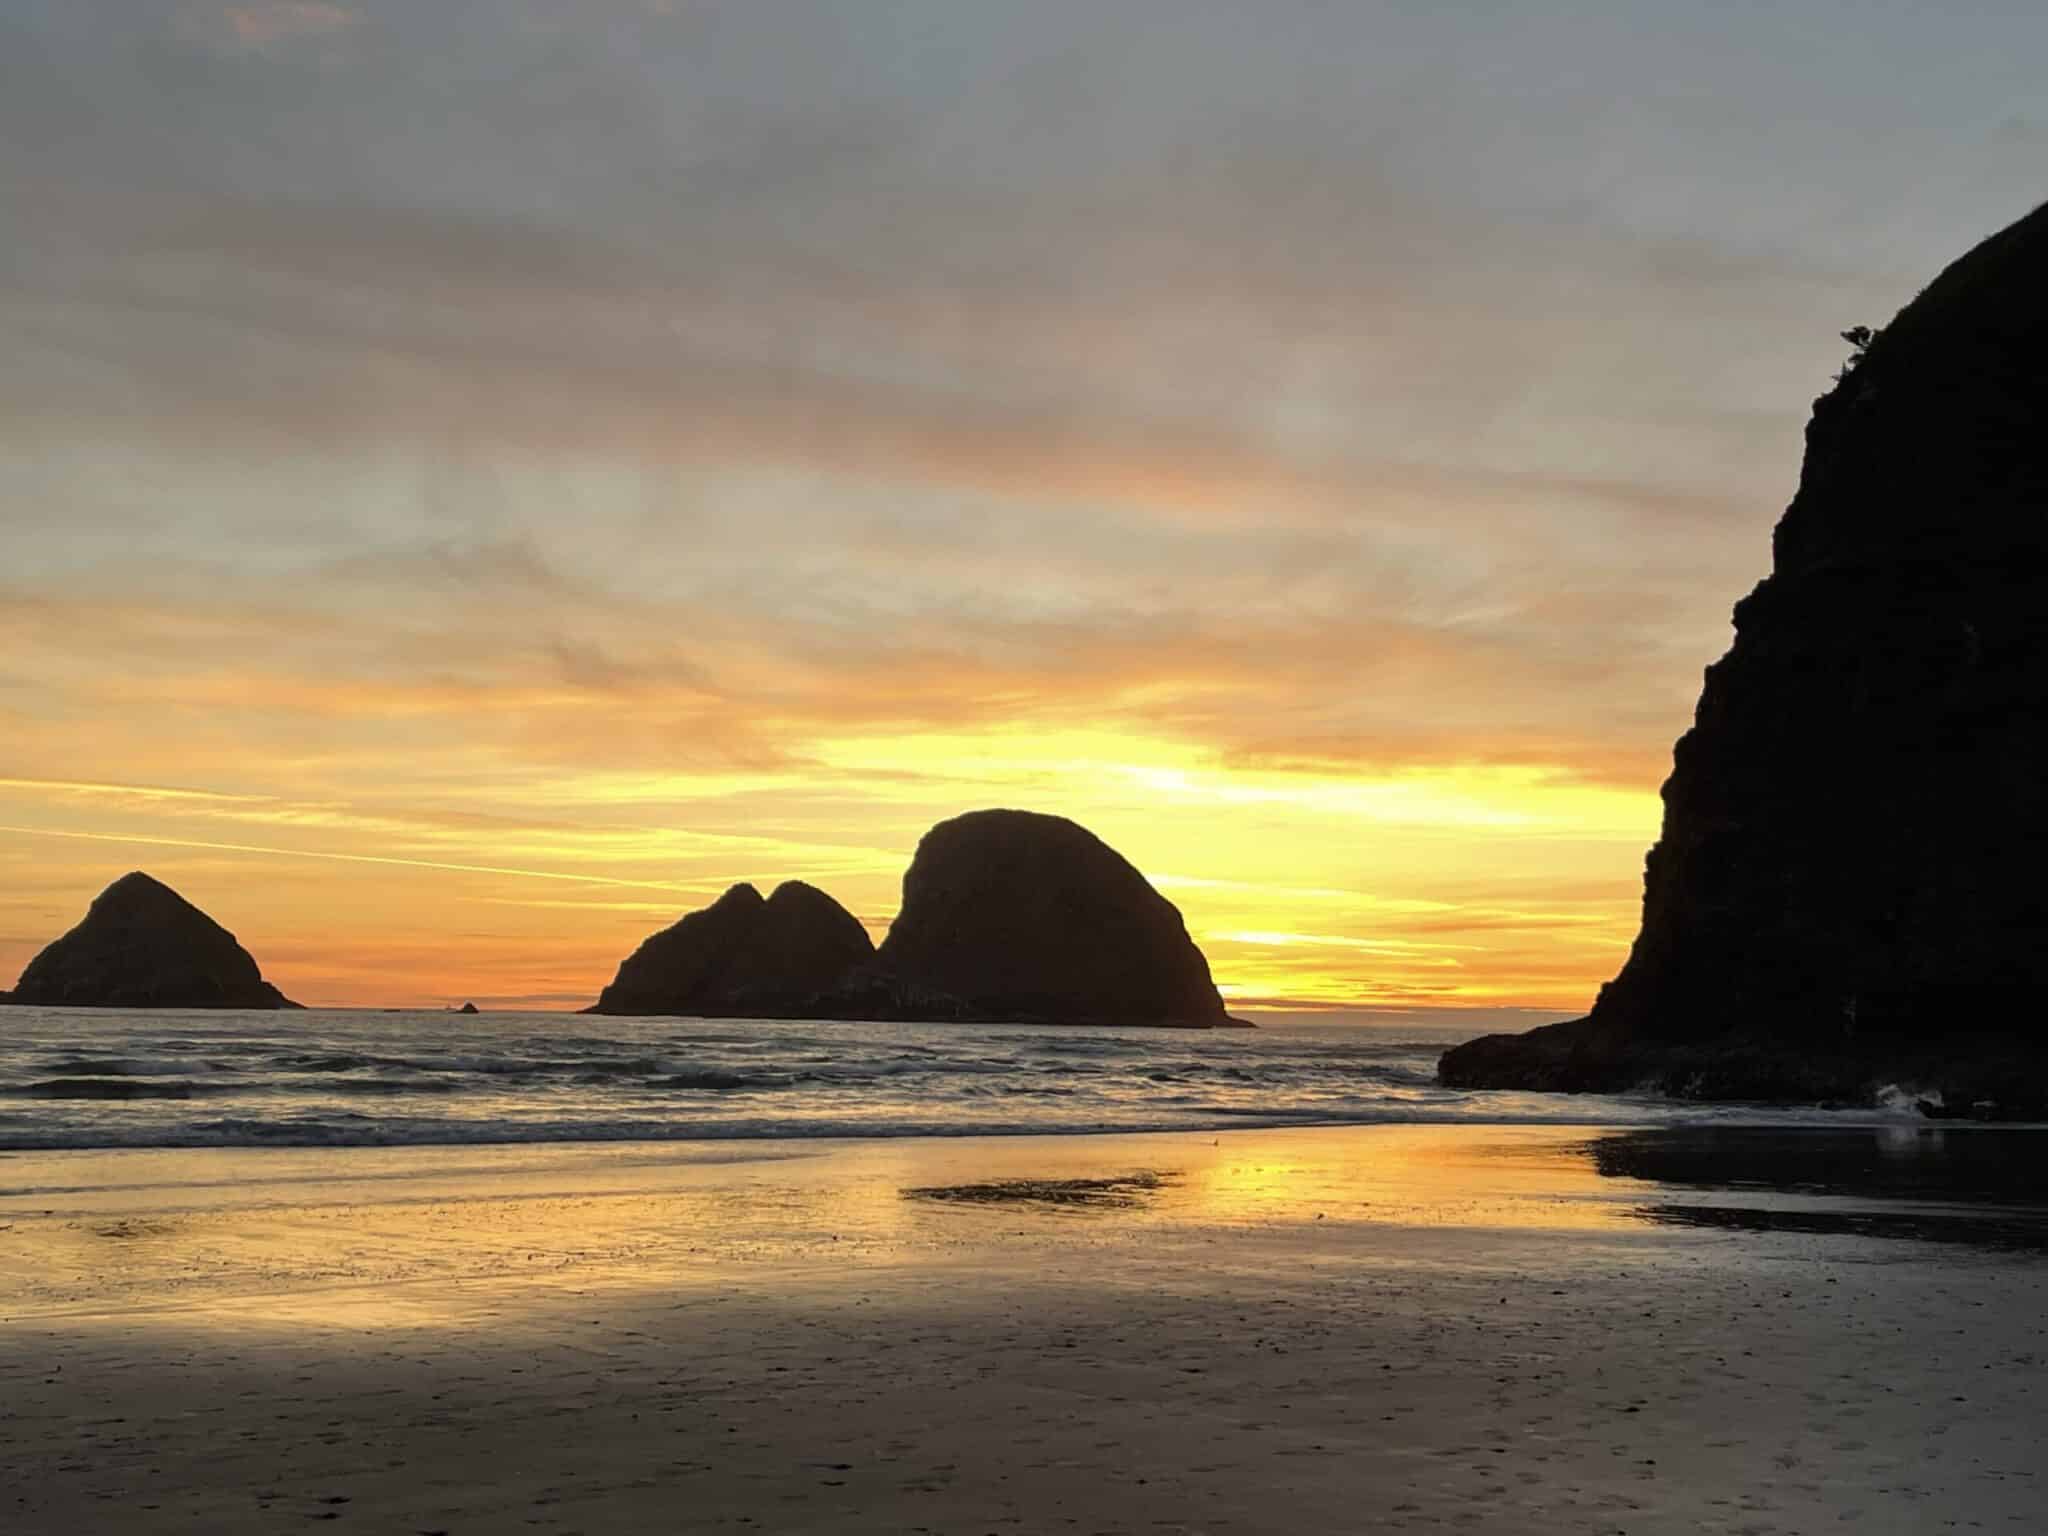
[1,1124,2044,1533]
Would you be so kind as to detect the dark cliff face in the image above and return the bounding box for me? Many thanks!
[592,880,874,1016]
[1442,202,2048,1110]
[873,809,1231,1027]
[10,871,299,1010]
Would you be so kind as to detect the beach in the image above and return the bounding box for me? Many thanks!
[3,1123,2043,1533]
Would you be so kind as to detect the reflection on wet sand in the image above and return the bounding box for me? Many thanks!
[7,1123,2048,1533]
[1587,1123,2048,1202]
[4,1122,2047,1331]
[0,1125,1650,1328]
[1636,1202,2048,1251]
[1587,1124,2048,1251]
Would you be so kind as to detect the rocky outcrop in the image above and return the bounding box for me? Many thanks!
[591,880,874,1016]
[10,872,300,1010]
[868,809,1240,1028]
[1441,201,2048,1115]
[586,813,1244,1028]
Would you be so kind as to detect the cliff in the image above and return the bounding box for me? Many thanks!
[10,871,300,1010]
[1441,201,2048,1115]
[591,880,874,1016]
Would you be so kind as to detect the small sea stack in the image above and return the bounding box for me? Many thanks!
[869,808,1241,1028]
[9,871,300,1010]
[1440,200,2048,1115]
[591,880,875,1017]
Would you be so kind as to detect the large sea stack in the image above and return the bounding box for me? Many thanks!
[591,880,874,1016]
[869,808,1238,1028]
[10,871,300,1009]
[1441,202,2048,1114]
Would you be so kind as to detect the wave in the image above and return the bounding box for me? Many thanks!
[648,1070,781,1092]
[5,1077,243,1101]
[4,1071,485,1100]
[41,1056,241,1077]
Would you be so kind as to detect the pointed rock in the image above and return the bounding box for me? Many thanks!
[10,872,300,1010]
[1441,201,2048,1112]
[591,880,874,1016]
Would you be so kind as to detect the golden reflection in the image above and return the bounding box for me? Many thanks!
[0,1127,1650,1331]
[1157,1125,1641,1231]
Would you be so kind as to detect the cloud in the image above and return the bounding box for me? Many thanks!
[0,567,1697,796]
[0,776,275,805]
[0,823,720,891]
[221,3,360,49]
[7,0,2045,1007]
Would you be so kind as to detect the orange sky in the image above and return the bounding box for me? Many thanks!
[4,2,2041,1012]
[0,750,1656,1011]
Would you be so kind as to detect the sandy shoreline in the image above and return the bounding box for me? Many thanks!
[3,1124,2044,1532]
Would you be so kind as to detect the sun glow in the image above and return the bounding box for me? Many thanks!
[0,719,1658,1012]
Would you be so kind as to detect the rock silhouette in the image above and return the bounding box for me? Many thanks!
[458,1001,480,1014]
[591,880,874,1017]
[586,812,1242,1027]
[1441,201,2048,1114]
[868,809,1238,1028]
[10,872,299,1010]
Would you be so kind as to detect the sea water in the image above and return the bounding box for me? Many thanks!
[0,1008,1934,1151]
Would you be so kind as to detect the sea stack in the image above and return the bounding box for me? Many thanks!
[872,808,1238,1028]
[591,880,874,1016]
[9,871,300,1010]
[1441,202,2048,1113]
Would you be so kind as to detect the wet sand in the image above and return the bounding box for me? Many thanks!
[2,1124,2045,1532]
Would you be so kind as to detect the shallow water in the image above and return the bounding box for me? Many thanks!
[0,1007,1956,1151]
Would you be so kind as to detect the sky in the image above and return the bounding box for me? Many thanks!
[2,1,2044,1011]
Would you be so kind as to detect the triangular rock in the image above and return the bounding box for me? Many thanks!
[10,872,300,1010]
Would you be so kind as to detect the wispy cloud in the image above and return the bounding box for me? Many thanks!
[220,3,361,50]
[0,824,713,891]
[0,776,275,805]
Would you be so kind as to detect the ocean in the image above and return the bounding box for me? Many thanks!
[0,1008,1941,1152]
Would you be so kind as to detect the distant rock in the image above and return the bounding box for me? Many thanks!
[1441,201,2048,1115]
[9,872,300,1010]
[866,809,1242,1028]
[583,815,1245,1028]
[591,880,875,1017]
[458,1001,480,1015]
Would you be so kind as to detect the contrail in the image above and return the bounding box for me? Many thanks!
[0,776,273,804]
[0,824,704,893]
